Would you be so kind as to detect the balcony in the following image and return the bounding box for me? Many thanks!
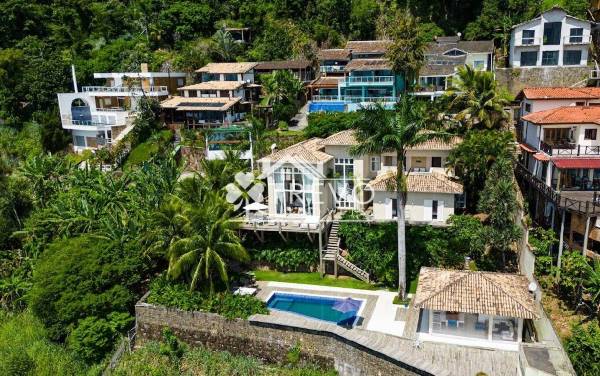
[61,112,131,130]
[82,85,168,95]
[414,85,447,93]
[345,76,394,84]
[515,37,541,47]
[344,96,397,103]
[312,95,340,101]
[539,141,600,156]
[319,66,345,73]
[563,35,591,45]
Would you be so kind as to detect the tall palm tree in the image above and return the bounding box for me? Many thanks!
[446,65,509,131]
[261,70,304,105]
[211,29,238,62]
[166,193,249,293]
[350,96,450,298]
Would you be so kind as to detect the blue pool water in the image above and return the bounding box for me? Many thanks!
[308,101,346,113]
[266,293,361,325]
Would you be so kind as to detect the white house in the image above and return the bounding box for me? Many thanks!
[257,130,464,225]
[509,7,591,68]
[57,64,185,151]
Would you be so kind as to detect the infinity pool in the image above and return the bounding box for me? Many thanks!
[266,292,362,325]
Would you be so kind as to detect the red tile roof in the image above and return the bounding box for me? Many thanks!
[518,87,600,100]
[521,106,600,125]
[552,158,600,169]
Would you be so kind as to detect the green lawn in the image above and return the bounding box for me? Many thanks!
[124,130,172,168]
[253,270,380,290]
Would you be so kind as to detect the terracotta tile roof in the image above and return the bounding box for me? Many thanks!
[178,81,244,91]
[408,136,462,150]
[521,106,600,125]
[317,49,351,61]
[196,62,258,74]
[413,267,540,319]
[344,59,391,72]
[320,130,358,146]
[307,76,343,88]
[345,40,392,54]
[258,138,333,164]
[425,39,494,55]
[367,171,463,194]
[254,60,311,70]
[419,63,459,77]
[518,87,600,100]
[160,96,240,111]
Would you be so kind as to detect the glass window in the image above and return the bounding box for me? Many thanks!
[273,167,315,215]
[520,51,538,66]
[443,49,466,56]
[430,311,489,340]
[383,156,395,166]
[569,28,583,43]
[74,135,86,147]
[473,60,485,70]
[541,51,559,66]
[563,50,582,65]
[525,103,531,112]
[431,157,442,168]
[543,22,562,45]
[224,73,238,81]
[370,156,380,172]
[585,129,597,140]
[492,317,518,342]
[391,198,397,218]
[432,200,439,220]
[522,30,535,44]
[334,158,355,208]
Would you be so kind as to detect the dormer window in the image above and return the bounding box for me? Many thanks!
[522,30,535,45]
[443,49,466,57]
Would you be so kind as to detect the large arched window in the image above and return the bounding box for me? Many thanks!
[71,98,91,123]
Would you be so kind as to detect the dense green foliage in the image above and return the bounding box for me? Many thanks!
[114,340,336,376]
[304,112,360,138]
[565,320,600,376]
[147,277,268,319]
[0,311,86,375]
[247,236,319,272]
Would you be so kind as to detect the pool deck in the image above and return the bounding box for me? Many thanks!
[253,281,520,376]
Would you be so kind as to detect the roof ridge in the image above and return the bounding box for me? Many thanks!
[414,270,471,306]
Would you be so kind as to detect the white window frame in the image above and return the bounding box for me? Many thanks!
[273,167,315,216]
[334,158,355,208]
[370,156,381,172]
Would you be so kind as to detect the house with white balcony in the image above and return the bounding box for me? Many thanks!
[57,64,185,151]
[161,62,260,127]
[416,36,494,99]
[256,130,463,225]
[509,7,591,68]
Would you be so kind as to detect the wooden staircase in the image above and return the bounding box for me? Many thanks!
[323,221,370,283]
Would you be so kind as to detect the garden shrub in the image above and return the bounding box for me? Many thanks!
[248,237,319,272]
[273,102,298,123]
[147,277,268,319]
[304,112,360,138]
[558,250,590,306]
[565,320,600,376]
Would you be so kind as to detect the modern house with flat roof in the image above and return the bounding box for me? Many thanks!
[161,62,260,128]
[416,36,494,99]
[308,40,403,112]
[509,7,591,68]
[413,267,539,351]
[515,87,600,258]
[57,64,185,151]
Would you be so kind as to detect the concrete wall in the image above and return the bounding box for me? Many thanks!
[496,66,590,96]
[135,301,423,376]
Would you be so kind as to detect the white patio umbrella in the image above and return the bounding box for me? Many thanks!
[243,202,268,211]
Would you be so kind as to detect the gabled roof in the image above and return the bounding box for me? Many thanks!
[160,96,241,111]
[317,49,351,61]
[426,39,494,55]
[521,106,600,125]
[344,59,391,72]
[413,267,540,319]
[511,6,589,29]
[367,171,463,194]
[307,76,343,88]
[408,136,462,150]
[196,62,258,74]
[517,87,600,100]
[319,130,358,146]
[258,138,333,164]
[178,81,244,91]
[255,60,312,70]
[345,40,392,54]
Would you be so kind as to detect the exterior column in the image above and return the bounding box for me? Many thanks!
[583,215,591,256]
[517,318,523,343]
[428,310,433,334]
[318,222,323,276]
[488,316,493,341]
[545,163,552,186]
[556,209,566,281]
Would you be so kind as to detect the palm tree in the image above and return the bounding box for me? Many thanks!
[261,70,304,105]
[350,95,450,298]
[166,193,249,293]
[211,29,238,62]
[446,65,509,131]
[143,196,187,258]
[584,259,600,317]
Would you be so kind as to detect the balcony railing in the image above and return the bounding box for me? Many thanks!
[61,112,131,127]
[344,96,397,103]
[82,85,168,93]
[319,66,345,73]
[346,76,394,84]
[539,140,600,156]
[563,35,591,45]
[415,85,446,93]
[312,95,340,101]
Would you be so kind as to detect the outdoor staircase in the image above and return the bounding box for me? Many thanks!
[323,221,370,283]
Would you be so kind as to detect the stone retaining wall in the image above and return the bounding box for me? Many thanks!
[496,66,591,96]
[135,300,425,376]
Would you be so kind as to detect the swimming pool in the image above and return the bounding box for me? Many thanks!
[266,292,363,326]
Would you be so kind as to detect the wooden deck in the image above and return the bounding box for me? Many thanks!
[238,219,321,233]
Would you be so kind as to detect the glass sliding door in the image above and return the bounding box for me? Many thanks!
[334,158,355,208]
[273,167,315,216]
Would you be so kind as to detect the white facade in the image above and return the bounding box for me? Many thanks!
[509,8,591,68]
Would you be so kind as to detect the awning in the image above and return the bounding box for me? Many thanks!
[533,153,550,162]
[552,158,600,169]
[519,143,537,153]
